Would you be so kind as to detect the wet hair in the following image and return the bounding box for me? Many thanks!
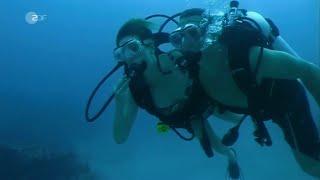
[116,19,153,47]
[179,8,205,20]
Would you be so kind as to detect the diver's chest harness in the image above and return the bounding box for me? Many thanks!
[125,50,211,129]
[125,48,216,157]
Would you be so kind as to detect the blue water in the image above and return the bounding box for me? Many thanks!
[1,0,319,179]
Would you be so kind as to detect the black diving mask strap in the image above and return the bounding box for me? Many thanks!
[85,62,124,122]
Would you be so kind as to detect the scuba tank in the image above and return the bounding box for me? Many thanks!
[245,11,300,58]
[224,1,299,58]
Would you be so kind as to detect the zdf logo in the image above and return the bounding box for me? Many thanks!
[25,11,47,25]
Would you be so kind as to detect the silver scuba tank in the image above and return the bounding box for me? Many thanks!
[225,0,300,58]
[245,11,301,58]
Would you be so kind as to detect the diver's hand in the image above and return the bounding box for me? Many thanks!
[113,77,138,144]
[253,123,272,147]
[114,77,130,100]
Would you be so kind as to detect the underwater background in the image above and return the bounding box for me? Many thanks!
[1,0,320,179]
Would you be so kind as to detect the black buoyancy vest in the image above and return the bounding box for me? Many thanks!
[126,51,215,158]
[219,18,276,120]
[217,17,281,146]
[126,51,212,130]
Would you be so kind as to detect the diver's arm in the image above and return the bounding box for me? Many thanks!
[250,47,320,107]
[113,78,138,144]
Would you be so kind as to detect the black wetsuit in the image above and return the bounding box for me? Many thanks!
[262,79,320,160]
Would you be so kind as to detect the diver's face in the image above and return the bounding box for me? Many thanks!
[114,36,155,65]
[170,15,204,52]
[179,15,203,27]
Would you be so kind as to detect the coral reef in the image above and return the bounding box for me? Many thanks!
[0,145,97,180]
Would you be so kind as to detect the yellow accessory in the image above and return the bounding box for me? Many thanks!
[157,123,170,133]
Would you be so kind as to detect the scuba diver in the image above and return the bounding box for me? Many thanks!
[112,19,243,179]
[166,1,320,178]
[85,6,245,180]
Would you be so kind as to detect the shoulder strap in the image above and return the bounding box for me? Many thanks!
[126,62,163,118]
[253,46,264,77]
[265,18,280,37]
[220,17,268,96]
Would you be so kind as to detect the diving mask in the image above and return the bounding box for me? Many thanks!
[113,39,145,63]
[169,23,203,50]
